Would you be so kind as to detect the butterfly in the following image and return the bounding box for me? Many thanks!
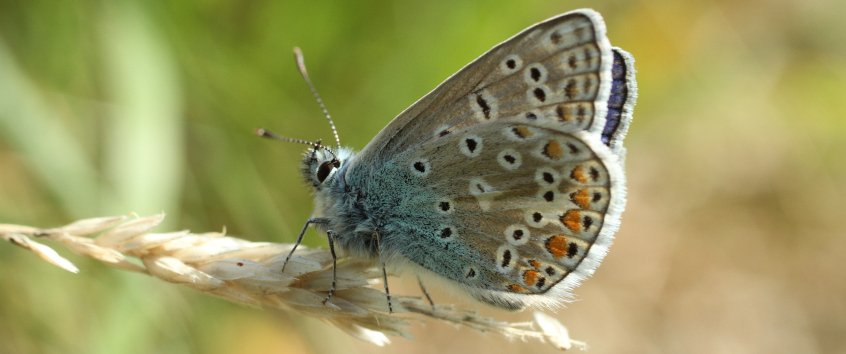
[261,8,637,311]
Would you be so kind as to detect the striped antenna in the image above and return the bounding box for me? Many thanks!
[294,47,341,152]
[255,128,337,160]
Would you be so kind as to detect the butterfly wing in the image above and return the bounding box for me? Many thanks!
[366,117,626,309]
[340,9,635,310]
[355,9,616,166]
[602,48,637,158]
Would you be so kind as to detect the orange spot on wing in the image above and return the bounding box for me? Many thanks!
[529,260,541,269]
[513,126,534,138]
[523,270,540,286]
[556,105,571,122]
[507,284,530,293]
[572,189,591,208]
[542,140,564,159]
[571,166,588,183]
[546,235,569,259]
[560,210,582,232]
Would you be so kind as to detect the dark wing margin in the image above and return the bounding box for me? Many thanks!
[601,48,637,157]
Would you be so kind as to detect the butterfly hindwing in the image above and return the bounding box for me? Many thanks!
[373,117,625,309]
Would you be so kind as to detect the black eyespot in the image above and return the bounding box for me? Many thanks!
[567,143,579,154]
[466,138,478,152]
[505,59,516,69]
[545,267,556,276]
[414,161,426,172]
[593,192,602,202]
[439,201,451,212]
[316,160,335,183]
[512,229,524,240]
[543,172,554,183]
[503,154,516,164]
[501,249,512,267]
[550,31,562,44]
[567,242,578,258]
[533,87,546,102]
[530,67,541,82]
[584,216,594,229]
[590,167,600,181]
[543,191,554,202]
[536,277,546,288]
[476,95,491,119]
[525,112,537,120]
[532,212,543,223]
[440,227,453,238]
[466,268,477,278]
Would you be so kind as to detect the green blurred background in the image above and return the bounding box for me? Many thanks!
[1,0,845,353]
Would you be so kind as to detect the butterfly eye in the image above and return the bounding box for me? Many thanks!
[316,160,337,183]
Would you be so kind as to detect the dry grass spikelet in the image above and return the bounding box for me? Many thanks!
[1,213,586,350]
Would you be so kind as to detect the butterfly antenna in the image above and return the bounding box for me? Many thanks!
[255,128,337,160]
[293,47,342,152]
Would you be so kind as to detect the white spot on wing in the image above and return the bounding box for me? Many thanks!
[469,177,498,211]
[527,84,555,105]
[436,198,455,214]
[523,63,548,85]
[410,158,431,177]
[501,54,523,74]
[495,244,518,274]
[469,90,498,122]
[497,149,522,171]
[535,167,560,188]
[504,224,530,246]
[460,134,483,158]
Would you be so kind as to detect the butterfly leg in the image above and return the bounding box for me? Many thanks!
[374,229,393,314]
[282,217,330,272]
[417,276,435,310]
[322,230,337,305]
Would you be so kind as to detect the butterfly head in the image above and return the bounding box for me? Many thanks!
[301,143,357,192]
[255,127,347,189]
[301,143,343,189]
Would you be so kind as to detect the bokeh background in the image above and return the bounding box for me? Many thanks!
[1,0,845,353]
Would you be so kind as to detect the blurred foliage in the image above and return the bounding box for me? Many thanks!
[1,0,845,353]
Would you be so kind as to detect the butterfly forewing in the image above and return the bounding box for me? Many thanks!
[357,10,614,165]
[603,48,638,157]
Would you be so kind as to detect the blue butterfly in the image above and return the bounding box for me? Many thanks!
[261,8,636,311]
